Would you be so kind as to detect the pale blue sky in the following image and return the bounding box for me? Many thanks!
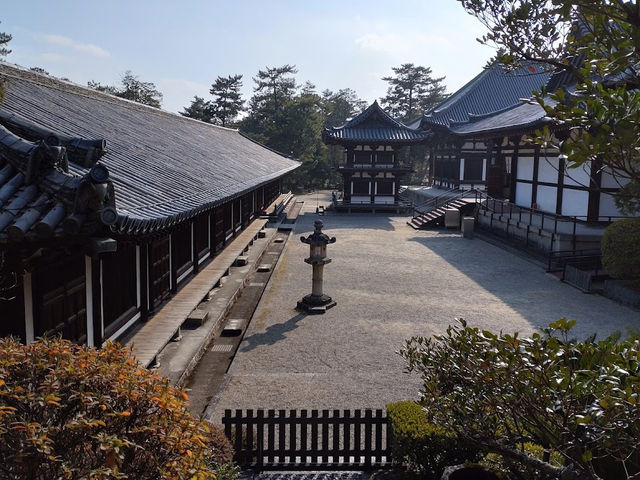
[2,1,495,113]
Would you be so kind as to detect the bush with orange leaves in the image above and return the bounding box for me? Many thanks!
[0,337,218,480]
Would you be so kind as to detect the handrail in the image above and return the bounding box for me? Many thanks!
[413,188,483,217]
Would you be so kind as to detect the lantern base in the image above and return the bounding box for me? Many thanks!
[296,294,336,314]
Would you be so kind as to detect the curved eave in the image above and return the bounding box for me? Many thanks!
[110,163,299,236]
[449,117,552,140]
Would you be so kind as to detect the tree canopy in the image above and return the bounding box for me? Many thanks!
[381,63,447,121]
[0,22,12,99]
[180,95,214,123]
[458,0,640,214]
[402,318,640,480]
[88,71,163,108]
[209,74,244,127]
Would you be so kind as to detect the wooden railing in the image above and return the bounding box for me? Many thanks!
[222,408,390,470]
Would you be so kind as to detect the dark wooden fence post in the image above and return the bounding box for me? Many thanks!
[222,408,390,470]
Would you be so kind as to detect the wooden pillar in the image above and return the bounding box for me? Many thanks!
[509,136,520,203]
[23,272,34,344]
[191,221,199,274]
[532,146,540,206]
[556,156,565,215]
[587,160,603,223]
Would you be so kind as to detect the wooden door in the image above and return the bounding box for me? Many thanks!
[486,163,505,198]
[33,255,87,343]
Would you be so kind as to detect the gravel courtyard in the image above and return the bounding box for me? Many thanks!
[206,193,640,421]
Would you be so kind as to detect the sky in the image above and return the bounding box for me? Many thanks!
[1,1,496,114]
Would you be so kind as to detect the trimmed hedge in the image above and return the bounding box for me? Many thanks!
[602,218,640,284]
[386,401,478,479]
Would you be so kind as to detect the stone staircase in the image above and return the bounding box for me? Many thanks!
[407,198,469,229]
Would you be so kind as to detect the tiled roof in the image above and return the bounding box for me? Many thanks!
[448,100,551,137]
[420,63,552,129]
[0,63,300,237]
[322,101,429,145]
[0,123,116,243]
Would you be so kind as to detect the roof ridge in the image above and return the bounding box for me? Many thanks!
[0,61,241,134]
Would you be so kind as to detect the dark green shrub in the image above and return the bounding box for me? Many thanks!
[387,400,478,479]
[602,218,640,284]
[401,319,640,480]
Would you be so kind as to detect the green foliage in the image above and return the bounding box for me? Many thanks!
[386,401,478,479]
[482,443,564,480]
[457,0,640,213]
[88,71,163,108]
[181,95,214,123]
[0,21,12,100]
[0,337,217,480]
[240,66,365,190]
[209,74,244,127]
[601,218,640,283]
[381,63,447,121]
[401,319,640,480]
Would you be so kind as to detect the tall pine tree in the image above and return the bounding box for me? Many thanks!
[209,74,244,127]
[381,64,447,121]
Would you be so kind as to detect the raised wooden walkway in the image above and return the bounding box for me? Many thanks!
[126,219,268,368]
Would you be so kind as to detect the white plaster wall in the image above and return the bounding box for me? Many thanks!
[563,162,591,187]
[374,196,395,204]
[517,157,534,181]
[601,167,630,189]
[598,193,621,219]
[536,185,557,213]
[538,156,559,184]
[351,196,371,204]
[515,182,532,207]
[561,189,588,217]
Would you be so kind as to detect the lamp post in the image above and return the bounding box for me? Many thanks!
[297,220,336,314]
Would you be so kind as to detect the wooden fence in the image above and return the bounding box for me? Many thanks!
[222,409,391,470]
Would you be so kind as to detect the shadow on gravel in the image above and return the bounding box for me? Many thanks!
[240,312,308,352]
[295,212,398,232]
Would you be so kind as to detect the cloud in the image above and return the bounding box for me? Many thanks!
[42,34,110,58]
[355,32,456,56]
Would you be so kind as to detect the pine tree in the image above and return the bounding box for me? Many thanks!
[209,74,244,127]
[88,71,162,108]
[381,64,447,121]
[252,65,298,122]
[180,96,214,123]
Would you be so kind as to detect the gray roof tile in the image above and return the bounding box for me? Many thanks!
[0,63,300,235]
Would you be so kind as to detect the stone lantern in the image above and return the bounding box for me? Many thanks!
[297,220,336,314]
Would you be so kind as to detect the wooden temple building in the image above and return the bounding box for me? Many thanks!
[0,63,299,346]
[408,62,631,224]
[322,101,428,212]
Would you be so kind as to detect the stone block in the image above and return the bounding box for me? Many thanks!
[462,216,475,239]
[444,208,460,229]
[185,308,209,327]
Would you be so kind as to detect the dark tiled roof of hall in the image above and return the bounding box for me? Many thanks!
[417,62,552,130]
[322,101,429,144]
[0,63,300,238]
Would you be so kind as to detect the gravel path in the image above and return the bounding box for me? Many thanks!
[206,192,640,422]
